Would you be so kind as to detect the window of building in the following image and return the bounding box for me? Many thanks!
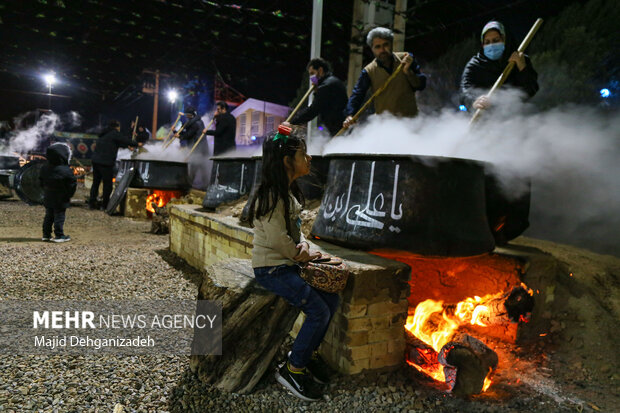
[265,116,274,134]
[239,113,246,136]
[251,111,260,135]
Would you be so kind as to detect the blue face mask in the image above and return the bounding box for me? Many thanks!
[483,42,505,60]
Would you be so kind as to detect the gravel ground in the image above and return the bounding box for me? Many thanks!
[0,191,609,412]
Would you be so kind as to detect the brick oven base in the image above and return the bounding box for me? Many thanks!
[169,204,551,376]
[169,204,411,374]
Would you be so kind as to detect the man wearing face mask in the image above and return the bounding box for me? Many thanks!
[343,27,426,129]
[287,58,347,137]
[460,21,539,111]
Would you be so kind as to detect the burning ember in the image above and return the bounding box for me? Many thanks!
[371,250,535,396]
[146,190,183,213]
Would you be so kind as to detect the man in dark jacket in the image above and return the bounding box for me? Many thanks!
[176,106,205,149]
[134,124,151,146]
[460,21,539,111]
[40,143,77,242]
[89,120,137,209]
[205,101,236,155]
[288,58,348,137]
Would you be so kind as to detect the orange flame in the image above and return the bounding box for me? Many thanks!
[146,190,183,213]
[404,291,513,393]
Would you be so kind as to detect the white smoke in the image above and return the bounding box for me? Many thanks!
[323,92,620,256]
[4,112,61,154]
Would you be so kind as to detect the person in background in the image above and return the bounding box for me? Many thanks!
[286,58,347,137]
[343,27,426,129]
[205,101,236,155]
[134,123,151,147]
[89,120,137,210]
[248,126,339,402]
[40,143,77,242]
[175,106,205,148]
[460,21,539,111]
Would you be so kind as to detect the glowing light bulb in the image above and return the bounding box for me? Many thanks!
[459,105,467,112]
[600,88,610,98]
[167,90,178,102]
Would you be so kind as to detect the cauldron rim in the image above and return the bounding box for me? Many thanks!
[118,158,188,167]
[209,156,255,161]
[323,152,490,165]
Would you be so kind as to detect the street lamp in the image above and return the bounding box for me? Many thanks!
[42,72,57,109]
[167,89,178,103]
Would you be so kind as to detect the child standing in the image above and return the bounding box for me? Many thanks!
[40,142,77,242]
[249,126,339,402]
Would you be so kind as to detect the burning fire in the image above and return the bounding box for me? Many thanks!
[404,284,533,392]
[146,190,183,213]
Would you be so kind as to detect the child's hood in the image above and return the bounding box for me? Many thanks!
[46,142,72,166]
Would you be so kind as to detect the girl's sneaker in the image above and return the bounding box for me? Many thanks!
[287,351,331,384]
[52,235,71,243]
[306,353,331,384]
[275,362,323,402]
[42,236,51,242]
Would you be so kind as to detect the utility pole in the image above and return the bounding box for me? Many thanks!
[142,69,170,137]
[308,0,323,142]
[393,0,408,52]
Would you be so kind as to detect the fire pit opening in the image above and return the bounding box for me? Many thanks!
[371,249,534,397]
[146,190,184,215]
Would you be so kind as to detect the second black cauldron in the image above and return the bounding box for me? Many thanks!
[202,156,255,210]
[116,159,190,190]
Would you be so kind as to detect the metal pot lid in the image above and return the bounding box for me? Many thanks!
[105,167,135,215]
[13,160,46,205]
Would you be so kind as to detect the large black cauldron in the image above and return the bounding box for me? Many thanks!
[484,169,531,245]
[202,157,255,210]
[116,159,190,189]
[311,154,495,257]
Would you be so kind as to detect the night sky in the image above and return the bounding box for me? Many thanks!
[0,0,585,129]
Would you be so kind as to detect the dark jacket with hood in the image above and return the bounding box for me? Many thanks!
[92,127,137,166]
[179,116,205,147]
[460,41,539,110]
[290,73,348,136]
[205,112,236,155]
[39,143,77,209]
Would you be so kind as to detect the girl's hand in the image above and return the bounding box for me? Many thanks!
[294,242,312,263]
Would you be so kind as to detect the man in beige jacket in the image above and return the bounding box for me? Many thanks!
[343,27,427,128]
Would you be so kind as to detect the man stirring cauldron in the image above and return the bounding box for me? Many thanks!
[204,101,236,156]
[89,120,138,210]
[175,106,209,189]
[343,27,427,129]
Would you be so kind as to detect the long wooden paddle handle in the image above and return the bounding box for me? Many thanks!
[131,116,139,138]
[162,120,188,149]
[335,56,406,137]
[286,85,317,123]
[470,18,544,125]
[162,112,183,145]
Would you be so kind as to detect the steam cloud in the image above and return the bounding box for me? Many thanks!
[324,91,620,256]
[2,112,61,154]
